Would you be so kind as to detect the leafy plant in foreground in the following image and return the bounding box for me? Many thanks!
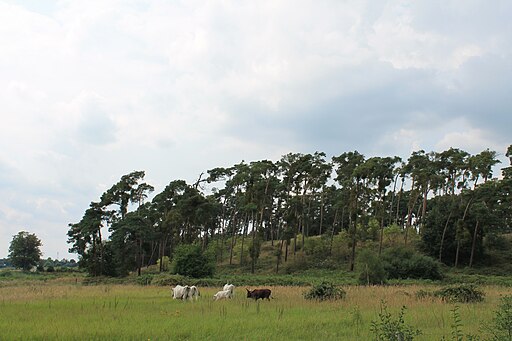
[487,295,512,341]
[370,300,421,341]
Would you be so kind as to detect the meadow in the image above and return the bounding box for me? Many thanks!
[1,278,511,340]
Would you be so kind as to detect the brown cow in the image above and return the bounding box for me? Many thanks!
[246,288,272,301]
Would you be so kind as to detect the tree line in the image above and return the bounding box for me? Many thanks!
[67,145,512,277]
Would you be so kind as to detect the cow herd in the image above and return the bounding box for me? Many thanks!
[171,283,273,301]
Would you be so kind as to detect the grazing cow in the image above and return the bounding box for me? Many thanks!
[246,288,272,301]
[188,286,200,300]
[213,289,232,301]
[172,285,190,300]
[223,283,235,297]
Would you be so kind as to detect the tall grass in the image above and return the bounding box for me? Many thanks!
[0,284,510,340]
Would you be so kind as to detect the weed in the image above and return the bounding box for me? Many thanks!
[486,295,512,341]
[370,300,421,341]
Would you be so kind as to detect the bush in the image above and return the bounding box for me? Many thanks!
[172,244,215,278]
[382,247,442,280]
[303,281,346,301]
[136,274,153,286]
[150,274,187,286]
[434,284,485,303]
[357,249,387,285]
[415,289,434,300]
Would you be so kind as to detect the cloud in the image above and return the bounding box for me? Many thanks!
[0,0,511,258]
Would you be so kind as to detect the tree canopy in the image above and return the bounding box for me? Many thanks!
[68,145,512,277]
[8,231,42,271]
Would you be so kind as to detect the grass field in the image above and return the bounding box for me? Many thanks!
[1,280,511,340]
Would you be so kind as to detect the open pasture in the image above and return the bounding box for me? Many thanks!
[0,283,510,340]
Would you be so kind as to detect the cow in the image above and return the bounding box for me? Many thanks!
[213,289,233,301]
[188,285,200,300]
[223,283,235,297]
[172,285,190,300]
[246,288,272,301]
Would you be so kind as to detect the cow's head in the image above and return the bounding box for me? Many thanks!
[246,288,252,298]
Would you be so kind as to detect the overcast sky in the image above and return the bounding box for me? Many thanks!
[1,0,510,259]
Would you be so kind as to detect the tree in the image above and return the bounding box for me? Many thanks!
[8,231,42,270]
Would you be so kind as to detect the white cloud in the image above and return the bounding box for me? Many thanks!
[0,0,510,258]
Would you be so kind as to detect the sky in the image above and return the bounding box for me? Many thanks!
[1,0,511,260]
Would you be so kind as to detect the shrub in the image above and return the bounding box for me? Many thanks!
[382,247,442,280]
[172,244,215,278]
[434,284,485,303]
[304,236,330,259]
[357,249,387,285]
[303,281,346,301]
[151,274,187,286]
[415,289,434,300]
[136,274,154,286]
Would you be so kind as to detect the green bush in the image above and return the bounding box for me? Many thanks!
[434,284,485,303]
[136,274,153,286]
[357,249,387,285]
[172,244,215,278]
[150,274,187,286]
[303,281,346,301]
[415,289,434,300]
[382,247,442,280]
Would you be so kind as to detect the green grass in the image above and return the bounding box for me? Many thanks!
[1,283,511,340]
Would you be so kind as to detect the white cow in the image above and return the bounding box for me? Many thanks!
[172,285,190,300]
[188,286,200,300]
[213,289,232,301]
[223,283,235,297]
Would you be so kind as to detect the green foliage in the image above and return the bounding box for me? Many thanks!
[487,295,512,341]
[249,236,261,263]
[357,249,387,285]
[435,284,485,303]
[370,300,422,341]
[304,236,330,259]
[382,247,443,280]
[156,256,170,272]
[150,274,187,286]
[172,244,215,278]
[303,281,346,301]
[415,289,434,300]
[8,231,43,271]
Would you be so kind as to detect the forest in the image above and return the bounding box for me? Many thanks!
[67,145,512,279]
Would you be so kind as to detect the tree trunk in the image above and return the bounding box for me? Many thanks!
[240,214,249,266]
[276,239,284,273]
[404,190,420,246]
[439,205,454,263]
[469,220,479,268]
[378,201,385,256]
[284,239,289,262]
[319,191,325,235]
[329,208,339,256]
[229,214,238,265]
